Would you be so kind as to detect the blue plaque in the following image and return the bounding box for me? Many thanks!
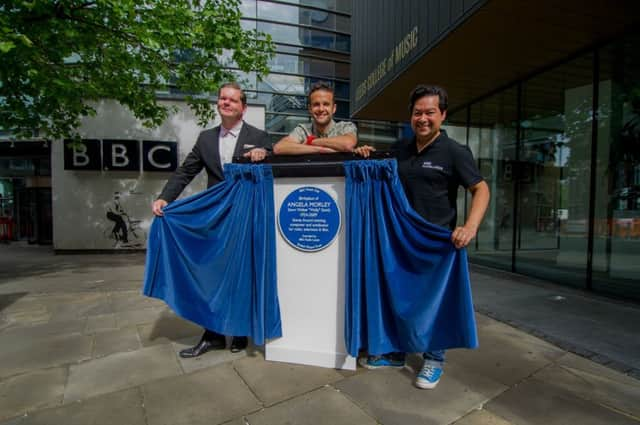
[278,187,341,252]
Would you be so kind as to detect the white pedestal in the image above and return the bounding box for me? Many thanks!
[265,176,357,370]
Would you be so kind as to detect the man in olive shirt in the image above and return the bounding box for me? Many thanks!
[273,82,357,155]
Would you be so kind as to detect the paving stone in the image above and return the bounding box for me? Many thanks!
[0,416,23,425]
[219,419,246,425]
[142,364,261,425]
[0,333,93,379]
[336,365,367,379]
[92,326,141,358]
[471,272,640,373]
[2,245,639,425]
[0,316,9,332]
[3,293,111,324]
[0,319,84,341]
[84,313,118,333]
[336,360,506,425]
[137,312,201,347]
[453,409,514,425]
[43,293,112,320]
[446,319,565,387]
[246,386,377,425]
[0,293,29,312]
[485,376,640,425]
[233,353,344,406]
[533,352,640,418]
[114,306,167,328]
[110,290,165,312]
[92,267,146,288]
[94,278,142,292]
[174,336,247,375]
[0,368,67,422]
[64,344,182,402]
[474,313,501,329]
[11,388,146,425]
[1,298,50,327]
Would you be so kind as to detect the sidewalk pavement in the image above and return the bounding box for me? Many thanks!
[1,243,639,425]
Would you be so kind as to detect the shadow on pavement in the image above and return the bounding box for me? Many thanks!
[0,243,145,283]
[0,292,28,313]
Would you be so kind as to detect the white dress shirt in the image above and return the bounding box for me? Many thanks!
[219,121,244,168]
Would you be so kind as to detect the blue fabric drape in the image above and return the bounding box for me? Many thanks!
[344,159,478,356]
[142,164,281,345]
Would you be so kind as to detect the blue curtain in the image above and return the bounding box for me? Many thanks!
[344,159,478,356]
[142,164,281,345]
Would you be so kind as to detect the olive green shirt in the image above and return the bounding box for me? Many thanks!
[289,120,357,143]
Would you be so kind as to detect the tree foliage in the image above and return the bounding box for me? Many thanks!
[0,0,274,140]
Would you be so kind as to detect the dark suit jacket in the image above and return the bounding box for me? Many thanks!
[159,122,271,202]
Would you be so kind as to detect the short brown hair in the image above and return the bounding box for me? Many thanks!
[307,81,334,105]
[218,82,247,105]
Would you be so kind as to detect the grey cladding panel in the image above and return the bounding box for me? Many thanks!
[439,0,452,34]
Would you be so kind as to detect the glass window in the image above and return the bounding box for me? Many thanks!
[247,89,348,120]
[268,53,349,79]
[0,178,14,217]
[593,34,640,299]
[274,44,349,60]
[257,2,349,32]
[259,74,306,95]
[248,91,308,113]
[240,0,257,18]
[257,21,350,52]
[334,100,349,118]
[0,159,36,177]
[466,88,519,272]
[353,120,402,147]
[257,74,348,99]
[266,113,311,134]
[515,55,594,286]
[241,19,257,31]
[229,71,259,92]
[333,81,349,99]
[267,0,352,15]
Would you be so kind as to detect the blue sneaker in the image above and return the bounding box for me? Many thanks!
[415,361,443,389]
[359,353,405,369]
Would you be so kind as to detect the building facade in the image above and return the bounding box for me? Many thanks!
[1,0,375,248]
[351,0,640,301]
[233,0,401,145]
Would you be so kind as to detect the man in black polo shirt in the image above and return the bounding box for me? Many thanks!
[355,84,490,389]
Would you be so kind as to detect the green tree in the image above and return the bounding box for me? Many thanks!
[0,0,274,140]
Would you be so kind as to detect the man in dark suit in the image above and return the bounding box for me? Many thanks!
[152,82,271,358]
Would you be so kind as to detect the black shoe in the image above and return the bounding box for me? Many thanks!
[179,336,225,358]
[230,336,248,353]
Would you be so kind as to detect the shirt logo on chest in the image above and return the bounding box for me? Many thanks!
[422,161,444,171]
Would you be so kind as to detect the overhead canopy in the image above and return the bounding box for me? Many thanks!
[350,0,640,122]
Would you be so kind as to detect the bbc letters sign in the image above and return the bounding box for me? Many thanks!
[64,139,178,172]
[102,139,139,171]
[64,139,101,171]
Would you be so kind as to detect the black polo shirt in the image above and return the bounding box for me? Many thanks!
[392,131,483,230]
